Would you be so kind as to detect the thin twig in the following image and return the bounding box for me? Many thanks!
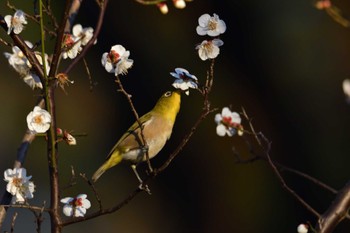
[82,58,95,91]
[244,114,322,218]
[60,166,77,191]
[1,204,50,212]
[80,173,103,211]
[0,37,12,47]
[10,212,18,233]
[135,0,165,5]
[36,201,46,233]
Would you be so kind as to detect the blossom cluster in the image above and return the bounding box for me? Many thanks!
[3,11,49,89]
[3,10,96,91]
[3,40,50,90]
[195,13,226,61]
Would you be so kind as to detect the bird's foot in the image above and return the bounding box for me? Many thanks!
[141,145,149,154]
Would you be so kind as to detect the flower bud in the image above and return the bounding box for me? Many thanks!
[157,3,169,14]
[173,0,186,9]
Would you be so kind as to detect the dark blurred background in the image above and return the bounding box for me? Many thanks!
[1,0,350,232]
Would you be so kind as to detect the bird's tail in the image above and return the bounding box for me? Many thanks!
[92,152,123,182]
[92,165,107,182]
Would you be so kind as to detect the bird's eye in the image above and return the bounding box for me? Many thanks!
[164,91,172,97]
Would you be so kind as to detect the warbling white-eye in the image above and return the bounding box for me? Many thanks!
[92,90,181,183]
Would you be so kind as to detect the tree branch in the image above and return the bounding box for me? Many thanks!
[315,180,350,233]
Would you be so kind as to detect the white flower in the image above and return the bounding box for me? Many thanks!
[4,10,28,35]
[4,168,35,203]
[196,13,226,37]
[26,106,51,133]
[4,41,48,90]
[35,51,51,75]
[297,224,309,233]
[23,73,43,89]
[215,107,243,137]
[196,39,224,61]
[62,34,82,59]
[61,194,91,217]
[4,41,33,76]
[170,68,198,95]
[101,45,134,76]
[72,24,95,46]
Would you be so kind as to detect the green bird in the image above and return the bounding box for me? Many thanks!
[92,90,181,183]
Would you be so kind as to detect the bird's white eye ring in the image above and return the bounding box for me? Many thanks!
[164,91,172,97]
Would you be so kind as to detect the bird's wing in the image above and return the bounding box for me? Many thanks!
[106,113,153,158]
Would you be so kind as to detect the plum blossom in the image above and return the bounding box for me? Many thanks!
[215,107,243,137]
[4,10,28,35]
[170,68,198,95]
[23,73,43,89]
[72,24,95,46]
[196,39,224,61]
[297,224,309,233]
[196,13,226,37]
[61,24,96,59]
[4,41,33,76]
[4,168,35,203]
[61,194,91,217]
[62,34,82,59]
[101,44,134,76]
[26,106,51,133]
[4,41,49,89]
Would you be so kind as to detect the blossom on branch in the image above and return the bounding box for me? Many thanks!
[101,44,134,76]
[196,13,226,37]
[26,106,51,133]
[3,41,49,89]
[4,168,35,203]
[4,10,28,35]
[196,39,224,61]
[61,194,91,217]
[61,24,96,59]
[72,24,95,46]
[62,34,82,59]
[170,68,198,95]
[215,107,243,137]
